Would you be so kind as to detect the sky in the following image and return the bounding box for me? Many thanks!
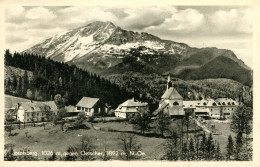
[5,5,253,67]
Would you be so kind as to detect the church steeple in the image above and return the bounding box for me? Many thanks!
[167,74,172,90]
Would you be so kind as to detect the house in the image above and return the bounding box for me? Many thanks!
[194,108,211,118]
[115,98,148,119]
[193,98,238,119]
[153,75,185,117]
[16,101,58,122]
[183,100,200,114]
[195,99,221,119]
[215,98,238,119]
[75,97,104,117]
[5,95,31,116]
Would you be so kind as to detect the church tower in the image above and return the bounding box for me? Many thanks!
[167,74,173,90]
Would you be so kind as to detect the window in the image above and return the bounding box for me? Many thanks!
[77,107,81,110]
[173,102,179,106]
[203,102,207,106]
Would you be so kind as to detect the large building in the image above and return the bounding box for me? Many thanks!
[115,98,148,119]
[214,98,238,119]
[153,75,185,117]
[153,76,239,119]
[16,101,58,122]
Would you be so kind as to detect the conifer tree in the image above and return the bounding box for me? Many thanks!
[206,133,215,160]
[188,138,195,160]
[235,132,243,160]
[22,70,29,96]
[226,135,234,160]
[199,132,207,160]
[215,142,222,161]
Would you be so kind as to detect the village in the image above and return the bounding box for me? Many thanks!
[6,75,239,124]
[4,73,251,161]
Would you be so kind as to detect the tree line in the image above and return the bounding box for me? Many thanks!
[4,49,151,109]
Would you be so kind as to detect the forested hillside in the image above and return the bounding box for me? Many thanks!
[108,72,252,108]
[4,50,149,109]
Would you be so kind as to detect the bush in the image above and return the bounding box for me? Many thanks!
[87,116,94,122]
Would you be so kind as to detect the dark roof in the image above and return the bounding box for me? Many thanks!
[153,102,169,115]
[161,87,183,100]
[76,97,99,108]
[107,109,115,116]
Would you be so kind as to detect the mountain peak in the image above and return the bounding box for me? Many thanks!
[84,21,116,28]
[23,20,251,85]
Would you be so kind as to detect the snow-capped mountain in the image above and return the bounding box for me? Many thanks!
[24,21,251,86]
[24,21,192,63]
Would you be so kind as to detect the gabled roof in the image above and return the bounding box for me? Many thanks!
[161,87,183,100]
[120,99,148,107]
[19,101,58,113]
[115,99,148,113]
[215,98,238,106]
[183,101,200,108]
[76,97,99,108]
[153,101,169,115]
[197,99,218,107]
[5,95,31,109]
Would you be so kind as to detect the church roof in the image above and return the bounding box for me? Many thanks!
[153,102,169,115]
[161,87,183,100]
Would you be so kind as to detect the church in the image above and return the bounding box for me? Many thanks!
[153,75,185,117]
[153,75,239,119]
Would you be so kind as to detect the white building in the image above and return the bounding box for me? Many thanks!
[153,76,239,119]
[194,98,238,119]
[115,98,148,119]
[153,75,185,117]
[16,101,58,122]
[75,97,101,117]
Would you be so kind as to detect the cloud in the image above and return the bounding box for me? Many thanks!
[5,6,26,23]
[25,7,56,20]
[4,6,253,67]
[56,6,118,28]
[144,8,205,37]
[210,8,252,34]
[120,6,175,30]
